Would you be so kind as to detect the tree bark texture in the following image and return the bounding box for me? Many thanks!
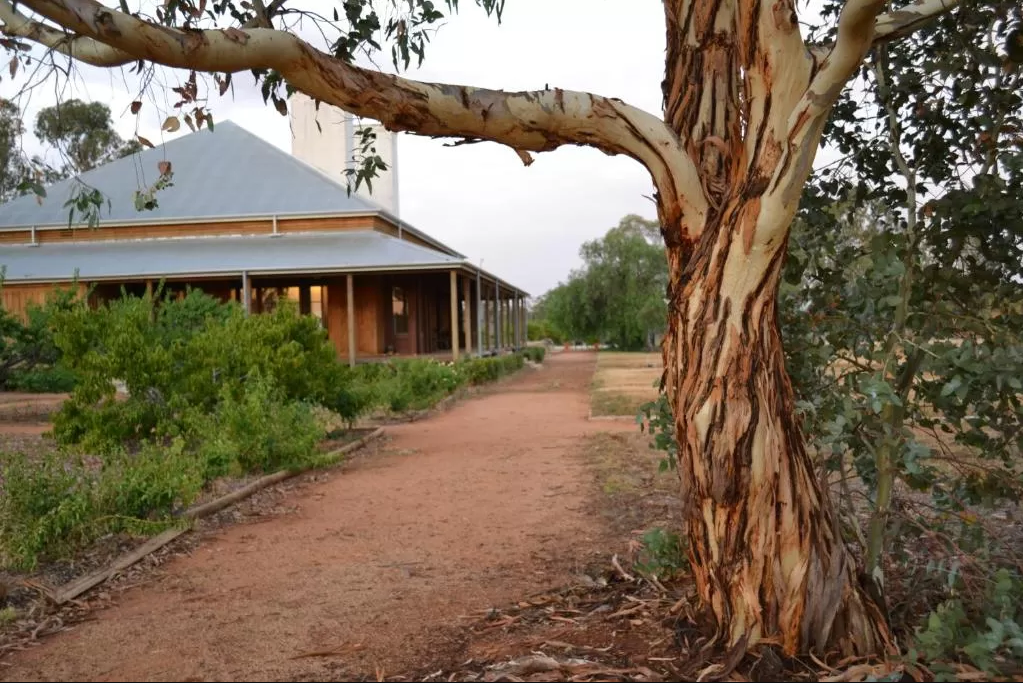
[1,0,963,659]
[651,0,925,656]
[660,204,889,656]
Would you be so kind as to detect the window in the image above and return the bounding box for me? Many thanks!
[392,286,409,335]
[310,286,323,323]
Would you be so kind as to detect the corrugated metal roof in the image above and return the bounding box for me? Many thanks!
[0,230,467,282]
[0,121,383,230]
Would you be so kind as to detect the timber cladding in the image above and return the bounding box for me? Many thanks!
[1,283,85,320]
[0,214,403,244]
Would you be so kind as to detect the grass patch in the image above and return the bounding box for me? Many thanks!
[591,392,648,418]
[590,352,661,416]
[581,430,683,582]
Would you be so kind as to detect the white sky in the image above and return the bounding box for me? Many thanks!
[1,0,839,298]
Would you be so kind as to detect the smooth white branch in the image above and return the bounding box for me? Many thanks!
[873,0,960,44]
[0,0,131,66]
[752,0,961,248]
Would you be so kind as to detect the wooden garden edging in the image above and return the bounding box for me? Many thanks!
[53,427,386,605]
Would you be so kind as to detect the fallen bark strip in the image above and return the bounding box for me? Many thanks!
[53,427,386,605]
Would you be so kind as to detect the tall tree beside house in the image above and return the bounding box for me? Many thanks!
[0,0,1009,656]
[536,214,666,350]
[34,99,139,177]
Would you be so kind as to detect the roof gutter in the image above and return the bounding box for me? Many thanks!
[4,261,487,285]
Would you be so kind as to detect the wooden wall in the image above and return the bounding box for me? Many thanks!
[324,275,388,358]
[320,272,474,359]
[0,283,77,320]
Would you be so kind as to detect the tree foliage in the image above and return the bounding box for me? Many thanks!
[34,99,139,177]
[0,98,26,202]
[535,215,666,350]
[770,0,1023,671]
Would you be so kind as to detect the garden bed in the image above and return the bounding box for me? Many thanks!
[0,425,385,649]
[0,289,549,657]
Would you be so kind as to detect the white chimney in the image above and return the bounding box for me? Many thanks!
[290,92,400,217]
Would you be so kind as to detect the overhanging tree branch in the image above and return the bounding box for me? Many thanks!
[0,0,132,67]
[789,0,960,168]
[741,0,885,246]
[872,0,960,44]
[8,0,708,221]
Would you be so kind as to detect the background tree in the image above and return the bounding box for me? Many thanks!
[0,0,984,656]
[535,214,667,350]
[34,99,138,177]
[0,98,27,202]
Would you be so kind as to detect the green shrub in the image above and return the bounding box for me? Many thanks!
[6,364,78,392]
[913,568,1023,680]
[95,440,203,522]
[634,527,687,579]
[190,375,322,475]
[0,282,83,391]
[50,291,344,452]
[522,346,546,363]
[0,451,92,569]
[460,353,524,386]
[505,352,526,373]
[323,371,378,428]
[386,359,464,411]
[462,356,502,385]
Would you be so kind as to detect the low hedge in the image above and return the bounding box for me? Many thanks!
[521,346,546,364]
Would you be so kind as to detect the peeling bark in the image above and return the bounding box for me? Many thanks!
[655,0,918,657]
[660,199,891,655]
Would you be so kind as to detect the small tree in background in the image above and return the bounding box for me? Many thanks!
[34,99,140,177]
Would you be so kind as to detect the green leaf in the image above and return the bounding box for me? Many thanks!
[940,377,962,397]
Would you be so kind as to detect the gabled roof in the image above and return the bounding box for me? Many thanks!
[0,121,394,230]
[0,230,466,283]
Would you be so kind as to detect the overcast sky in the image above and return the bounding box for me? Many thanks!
[3,1,837,298]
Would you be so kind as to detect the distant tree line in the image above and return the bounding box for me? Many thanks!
[529,214,667,351]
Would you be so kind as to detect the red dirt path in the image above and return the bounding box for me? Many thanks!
[2,352,631,682]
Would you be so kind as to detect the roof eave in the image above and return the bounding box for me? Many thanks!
[0,208,468,260]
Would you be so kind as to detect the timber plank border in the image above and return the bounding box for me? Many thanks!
[53,427,386,605]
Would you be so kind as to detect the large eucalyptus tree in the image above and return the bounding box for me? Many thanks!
[0,0,988,656]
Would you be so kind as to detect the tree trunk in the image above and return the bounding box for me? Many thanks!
[659,196,889,656]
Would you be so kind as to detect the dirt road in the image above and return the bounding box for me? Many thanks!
[2,352,631,682]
